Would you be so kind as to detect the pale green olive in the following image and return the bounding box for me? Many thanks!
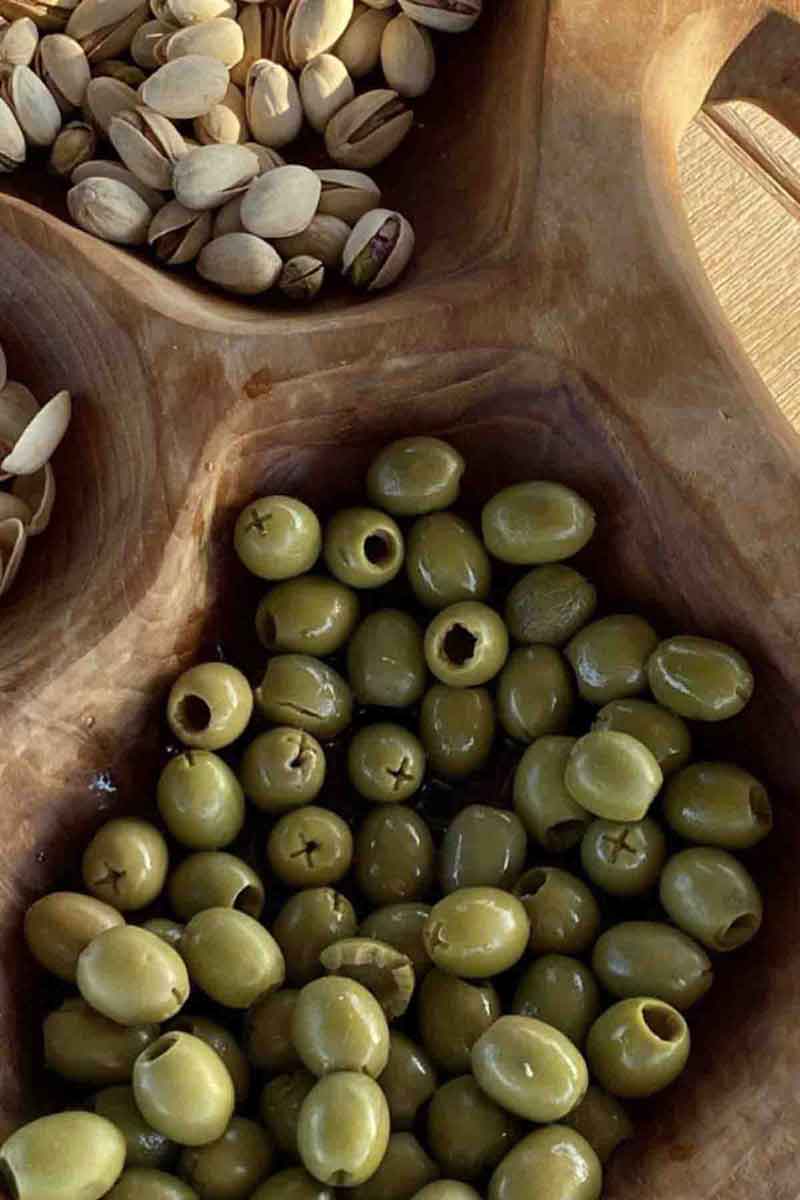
[481,482,596,565]
[659,847,763,951]
[439,805,527,894]
[512,737,588,852]
[566,615,658,705]
[234,496,321,581]
[419,685,495,780]
[178,1118,274,1200]
[323,507,404,589]
[168,852,265,922]
[471,1016,588,1123]
[24,891,124,982]
[157,751,245,850]
[591,921,713,1010]
[426,1076,522,1182]
[255,655,353,739]
[44,998,159,1086]
[496,645,574,742]
[239,728,326,812]
[166,1016,251,1107]
[513,867,600,955]
[564,731,663,822]
[82,818,169,913]
[297,1072,391,1188]
[423,888,529,978]
[377,1032,438,1131]
[366,437,465,516]
[406,513,491,610]
[512,955,601,1046]
[93,1086,178,1170]
[0,1113,126,1200]
[585,998,690,1099]
[579,818,667,897]
[267,806,353,888]
[292,975,390,1078]
[255,576,359,656]
[662,762,773,849]
[592,699,691,778]
[167,664,254,751]
[488,1126,601,1200]
[504,565,597,646]
[417,969,501,1075]
[347,610,427,709]
[77,925,189,1025]
[424,602,508,688]
[133,1032,235,1147]
[348,724,426,804]
[647,635,754,721]
[181,907,285,1008]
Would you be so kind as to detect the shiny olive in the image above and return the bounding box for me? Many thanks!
[586,998,690,1098]
[143,919,185,951]
[482,482,596,565]
[647,635,754,721]
[251,1167,333,1200]
[348,724,426,804]
[564,731,663,822]
[245,989,300,1072]
[412,1186,481,1200]
[297,1071,390,1188]
[292,975,390,1078]
[580,818,667,897]
[424,602,509,688]
[426,1076,522,1182]
[168,852,265,922]
[259,1071,316,1157]
[255,576,359,655]
[77,925,189,1025]
[272,887,358,986]
[592,921,713,1010]
[267,805,353,888]
[83,818,169,912]
[512,736,589,852]
[319,938,415,1019]
[659,847,763,951]
[359,903,432,978]
[105,1168,198,1200]
[663,762,773,849]
[133,1031,235,1147]
[419,685,495,779]
[24,891,124,982]
[323,507,404,589]
[366,437,465,516]
[166,1016,250,1106]
[351,1134,439,1200]
[167,664,253,751]
[593,699,691,778]
[234,496,321,581]
[0,1112,126,1200]
[347,610,427,709]
[439,805,527,893]
[488,1126,602,1200]
[563,1086,633,1165]
[255,655,352,739]
[424,887,529,978]
[377,1031,438,1131]
[472,1015,588,1123]
[44,998,159,1085]
[417,969,501,1074]
[496,645,574,742]
[181,907,285,1008]
[178,1119,274,1200]
[239,728,326,813]
[158,752,245,851]
[504,564,597,646]
[512,955,601,1046]
[406,513,491,610]
[355,806,435,906]
[93,1086,178,1170]
[514,867,600,955]
[566,614,659,705]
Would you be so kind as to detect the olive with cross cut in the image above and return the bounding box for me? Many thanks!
[267,806,354,888]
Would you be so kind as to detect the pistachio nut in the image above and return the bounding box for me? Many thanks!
[273,212,348,268]
[324,87,411,168]
[67,174,152,241]
[0,16,37,65]
[282,0,352,69]
[381,12,433,96]
[211,190,241,235]
[196,231,282,294]
[164,16,243,65]
[193,79,246,143]
[139,53,229,118]
[173,140,258,208]
[12,461,55,534]
[72,157,164,207]
[0,0,73,33]
[245,57,300,147]
[397,0,479,32]
[36,32,90,109]
[279,253,323,301]
[92,56,145,83]
[315,166,379,223]
[298,51,351,133]
[230,4,285,87]
[1,388,70,475]
[148,0,179,24]
[166,0,236,24]
[0,63,61,144]
[243,138,282,171]
[342,207,413,290]
[130,17,170,66]
[66,0,149,62]
[333,2,390,77]
[48,115,94,172]
[0,515,27,596]
[240,162,320,237]
[148,196,211,262]
[0,94,24,169]
[109,104,186,188]
[82,74,137,131]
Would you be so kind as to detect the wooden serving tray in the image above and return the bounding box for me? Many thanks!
[1,3,800,1197]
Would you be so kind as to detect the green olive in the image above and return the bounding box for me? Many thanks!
[412,1186,481,1200]
[239,728,326,813]
[472,1015,588,1123]
[24,891,124,982]
[350,1134,439,1200]
[359,904,432,978]
[143,919,186,951]
[663,762,773,849]
[259,1071,316,1157]
[178,1118,274,1200]
[272,887,358,986]
[267,805,353,888]
[512,955,601,1046]
[423,887,529,978]
[44,998,159,1085]
[255,576,359,656]
[592,699,691,777]
[504,565,597,646]
[0,1112,126,1200]
[347,610,427,708]
[83,818,169,912]
[167,664,253,751]
[405,513,491,610]
[426,1076,522,1182]
[255,655,352,739]
[513,867,600,955]
[659,847,763,951]
[377,1031,438,1131]
[323,507,404,589]
[647,635,754,721]
[348,724,426,804]
[488,1126,602,1200]
[297,1072,390,1188]
[439,805,527,893]
[566,615,659,705]
[133,1032,235,1147]
[424,602,509,688]
[292,975,390,1077]
[419,685,495,779]
[93,1086,178,1170]
[251,1167,333,1200]
[585,998,690,1098]
[77,925,189,1025]
[168,852,265,922]
[564,731,663,821]
[579,818,667,896]
[354,806,435,906]
[417,969,501,1074]
[181,907,284,1007]
[366,437,465,516]
[105,1168,198,1200]
[563,1086,633,1165]
[496,646,574,742]
[319,937,415,1019]
[512,736,589,853]
[481,482,596,565]
[234,496,321,581]
[157,752,245,850]
[245,989,300,1072]
[592,921,713,1010]
[166,1016,250,1106]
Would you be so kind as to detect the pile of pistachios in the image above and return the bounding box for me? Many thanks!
[0,0,480,300]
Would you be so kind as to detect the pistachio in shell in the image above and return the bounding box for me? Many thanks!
[67,174,152,243]
[1,62,61,144]
[380,12,434,97]
[282,0,353,69]
[12,461,54,533]
[243,139,284,172]
[193,79,246,143]
[240,162,320,238]
[230,4,285,88]
[82,74,137,131]
[212,190,242,235]
[315,166,379,223]
[298,50,352,133]
[196,231,282,294]
[0,0,74,33]
[0,15,37,64]
[139,53,229,118]
[1,389,70,476]
[279,254,324,301]
[66,0,149,62]
[130,17,170,67]
[71,157,164,208]
[398,0,480,32]
[273,212,349,269]
[0,515,27,596]
[92,57,146,85]
[148,196,211,263]
[0,94,25,170]
[173,141,259,209]
[245,57,301,148]
[109,104,186,189]
[333,1,390,78]
[324,87,411,169]
[164,16,243,65]
[36,32,90,110]
[342,207,413,291]
[166,0,236,24]
[48,115,95,173]
[320,937,415,1019]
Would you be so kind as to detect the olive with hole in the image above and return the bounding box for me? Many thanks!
[44,998,159,1085]
[504,564,597,646]
[272,887,358,986]
[260,1071,316,1158]
[133,1031,235,1147]
[586,998,690,1098]
[514,867,600,955]
[255,655,353,739]
[234,496,321,581]
[24,891,124,982]
[350,1133,439,1200]
[419,685,495,779]
[323,507,404,589]
[178,1118,274,1200]
[564,731,663,822]
[144,919,186,950]
[267,805,353,888]
[663,762,773,848]
[580,817,667,897]
[488,1126,602,1200]
[77,925,189,1025]
[592,698,691,777]
[566,614,659,705]
[0,1112,126,1200]
[563,1086,633,1165]
[297,1071,391,1188]
[255,576,359,656]
[239,728,326,813]
[82,818,169,913]
[168,852,265,922]
[319,937,415,1019]
[359,903,432,978]
[181,907,285,1008]
[377,1031,438,1131]
[105,1169,198,1200]
[512,736,588,853]
[245,989,300,1072]
[355,805,435,906]
[512,955,601,1046]
[647,635,754,721]
[481,481,596,565]
[167,1016,250,1106]
[417,969,501,1074]
[406,513,491,610]
[157,751,245,850]
[348,723,426,804]
[424,602,509,688]
[292,975,390,1077]
[592,921,713,1010]
[659,847,763,951]
[251,1166,333,1200]
[439,805,527,894]
[426,1075,523,1182]
[167,664,254,751]
[424,887,529,978]
[347,609,427,708]
[94,1085,178,1170]
[366,437,465,516]
[472,1015,588,1123]
[496,645,574,742]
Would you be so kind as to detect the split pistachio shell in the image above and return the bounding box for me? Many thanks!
[315,167,379,223]
[48,117,96,173]
[298,51,352,132]
[1,63,61,144]
[279,254,324,300]
[193,79,246,142]
[212,190,242,234]
[36,32,89,109]
[244,139,284,171]
[72,157,165,207]
[197,231,282,293]
[140,53,229,118]
[2,389,71,475]
[68,174,153,242]
[245,57,301,146]
[325,87,411,168]
[173,142,259,208]
[381,12,434,96]
[83,74,138,130]
[66,0,148,61]
[164,16,244,65]
[109,104,186,188]
[0,515,27,595]
[0,0,75,34]
[342,207,413,290]
[0,490,32,523]
[231,5,285,88]
[273,213,348,268]
[148,197,211,262]
[94,56,147,84]
[0,16,38,64]
[0,380,39,455]
[130,17,170,67]
[0,94,25,168]
[398,0,479,32]
[12,462,55,532]
[166,0,236,24]
[333,2,391,77]
[283,0,353,69]
[241,162,320,238]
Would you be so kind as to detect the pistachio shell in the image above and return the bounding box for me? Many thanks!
[230,5,285,87]
[0,490,31,523]
[380,12,433,96]
[166,0,235,24]
[2,63,61,144]
[240,161,320,238]
[243,138,283,171]
[283,0,352,68]
[212,190,242,235]
[298,51,351,133]
[164,16,243,65]
[1,389,71,475]
[37,33,90,109]
[71,157,164,207]
[82,73,137,130]
[148,196,211,262]
[273,212,348,268]
[148,0,179,24]
[0,16,38,64]
[324,87,411,168]
[66,0,148,60]
[315,165,378,223]
[92,56,145,83]
[360,0,393,10]
[139,53,228,117]
[67,174,152,242]
[173,141,258,209]
[109,103,186,188]
[0,94,25,169]
[333,2,390,77]
[279,253,323,300]
[0,382,39,453]
[193,78,246,143]
[397,0,478,31]
[0,516,27,597]
[245,57,300,146]
[130,16,170,65]
[12,461,54,533]
[0,0,72,33]
[196,230,282,294]
[48,116,95,172]
[342,206,413,290]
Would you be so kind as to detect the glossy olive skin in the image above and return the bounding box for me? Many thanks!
[663,761,773,849]
[592,921,713,1010]
[419,685,495,779]
[417,969,501,1074]
[424,888,529,978]
[252,1166,333,1200]
[77,925,189,1025]
[181,907,285,1008]
[133,1031,236,1147]
[586,997,690,1098]
[348,724,426,804]
[255,655,353,738]
[512,955,601,1046]
[245,989,300,1072]
[239,728,326,812]
[481,482,596,565]
[319,937,415,1019]
[0,1112,126,1200]
[514,867,600,955]
[347,610,427,708]
[593,699,691,777]
[496,646,574,742]
[426,1076,522,1182]
[272,887,358,986]
[143,919,186,951]
[234,496,321,581]
[424,602,509,688]
[168,852,265,922]
[647,635,754,721]
[366,437,465,516]
[292,975,390,1078]
[355,806,435,906]
[406,513,491,610]
[94,1086,178,1170]
[439,805,527,893]
[106,1168,198,1200]
[178,1118,274,1200]
[472,1016,588,1123]
[580,818,667,897]
[44,998,159,1085]
[566,614,658,704]
[360,903,432,978]
[564,731,663,822]
[350,1133,439,1200]
[412,1186,481,1200]
[157,752,245,850]
[167,1016,250,1106]
[563,1086,633,1165]
[323,507,405,589]
[24,891,124,982]
[504,565,597,646]
[378,1031,438,1130]
[260,1071,316,1157]
[659,847,763,951]
[255,576,359,656]
[488,1126,602,1200]
[167,664,254,751]
[512,736,588,853]
[297,1071,391,1187]
[268,805,353,888]
[83,818,169,912]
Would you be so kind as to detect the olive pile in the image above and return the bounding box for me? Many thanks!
[2,437,772,1200]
